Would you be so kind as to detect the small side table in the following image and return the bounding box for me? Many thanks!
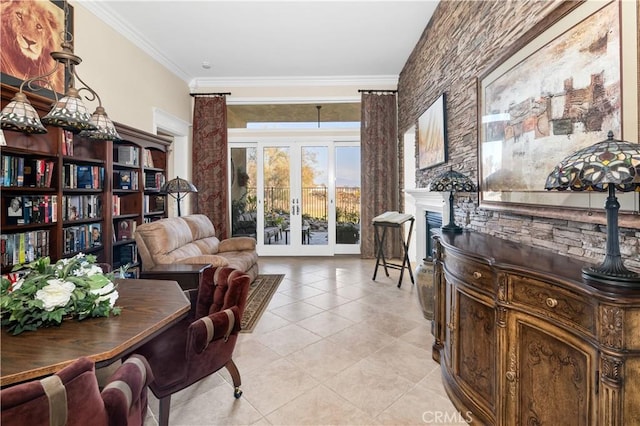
[140,264,212,291]
[372,212,415,288]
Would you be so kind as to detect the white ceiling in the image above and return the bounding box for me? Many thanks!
[83,1,439,88]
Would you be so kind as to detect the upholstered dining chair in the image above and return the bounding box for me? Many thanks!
[132,266,250,426]
[0,355,153,426]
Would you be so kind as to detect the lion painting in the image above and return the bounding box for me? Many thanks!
[1,0,65,94]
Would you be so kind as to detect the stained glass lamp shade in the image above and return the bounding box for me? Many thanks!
[0,92,47,134]
[160,177,198,217]
[428,168,477,233]
[545,131,640,287]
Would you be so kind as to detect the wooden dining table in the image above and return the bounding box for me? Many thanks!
[1,278,190,387]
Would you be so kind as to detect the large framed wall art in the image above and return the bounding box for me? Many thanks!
[0,0,71,98]
[418,93,447,170]
[477,0,639,226]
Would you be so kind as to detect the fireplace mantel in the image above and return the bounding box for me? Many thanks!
[404,189,448,263]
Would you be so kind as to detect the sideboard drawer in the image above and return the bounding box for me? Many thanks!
[443,251,494,293]
[510,275,596,335]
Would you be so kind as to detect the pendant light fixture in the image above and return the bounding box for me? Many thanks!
[0,0,120,141]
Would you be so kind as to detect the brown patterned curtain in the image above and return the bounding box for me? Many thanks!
[191,95,229,239]
[360,91,400,259]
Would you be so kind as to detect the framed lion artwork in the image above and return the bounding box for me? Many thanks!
[1,0,72,97]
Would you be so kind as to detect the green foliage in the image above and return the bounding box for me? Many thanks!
[1,254,120,335]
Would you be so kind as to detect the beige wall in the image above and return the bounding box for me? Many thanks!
[71,2,192,134]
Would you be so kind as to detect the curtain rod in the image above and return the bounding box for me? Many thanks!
[190,92,232,97]
[358,89,398,94]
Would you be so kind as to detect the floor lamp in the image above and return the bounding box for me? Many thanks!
[545,131,640,287]
[160,177,198,217]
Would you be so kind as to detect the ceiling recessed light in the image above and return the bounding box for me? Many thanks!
[202,61,212,70]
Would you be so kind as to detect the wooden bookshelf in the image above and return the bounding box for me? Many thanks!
[1,84,172,274]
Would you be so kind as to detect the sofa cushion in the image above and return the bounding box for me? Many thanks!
[193,236,220,254]
[135,218,194,257]
[219,237,256,252]
[182,215,217,240]
[219,251,258,275]
[177,255,229,268]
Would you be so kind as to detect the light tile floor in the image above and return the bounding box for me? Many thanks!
[144,256,467,426]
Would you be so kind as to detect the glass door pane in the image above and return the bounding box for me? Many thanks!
[301,146,329,246]
[263,146,290,246]
[335,145,361,247]
[230,147,257,238]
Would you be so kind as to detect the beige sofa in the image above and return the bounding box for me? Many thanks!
[134,214,258,281]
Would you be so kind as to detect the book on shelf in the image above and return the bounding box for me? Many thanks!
[114,170,138,190]
[63,224,101,255]
[77,165,103,189]
[116,219,136,241]
[117,146,138,166]
[4,157,55,188]
[63,194,101,221]
[113,243,138,268]
[6,195,57,225]
[1,230,50,268]
[143,149,155,168]
[90,223,102,247]
[62,130,74,156]
[144,171,165,190]
[117,170,132,189]
[112,195,121,216]
[22,159,38,187]
[76,165,93,189]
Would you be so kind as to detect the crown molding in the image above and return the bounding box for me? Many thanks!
[190,75,399,89]
[81,2,191,83]
[226,96,361,105]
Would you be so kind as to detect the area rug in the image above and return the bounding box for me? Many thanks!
[241,274,284,332]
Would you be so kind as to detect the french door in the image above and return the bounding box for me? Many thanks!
[229,138,360,256]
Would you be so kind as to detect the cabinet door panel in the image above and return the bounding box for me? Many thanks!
[513,318,596,426]
[457,290,496,410]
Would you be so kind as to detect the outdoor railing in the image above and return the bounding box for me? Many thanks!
[245,186,360,222]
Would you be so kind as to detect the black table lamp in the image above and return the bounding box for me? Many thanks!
[428,168,477,233]
[545,131,640,287]
[160,176,198,217]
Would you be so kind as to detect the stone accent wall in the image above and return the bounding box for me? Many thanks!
[398,0,640,271]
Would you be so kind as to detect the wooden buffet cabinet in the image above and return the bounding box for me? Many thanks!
[432,231,640,425]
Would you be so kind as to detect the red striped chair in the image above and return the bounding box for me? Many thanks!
[0,355,153,426]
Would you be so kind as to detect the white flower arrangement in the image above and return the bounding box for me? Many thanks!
[1,254,121,335]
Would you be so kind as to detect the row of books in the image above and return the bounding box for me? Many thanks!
[1,230,50,268]
[63,164,105,189]
[63,223,102,255]
[143,195,165,213]
[6,195,58,225]
[143,149,155,168]
[115,146,139,166]
[144,171,165,190]
[62,195,102,221]
[113,243,138,269]
[62,130,74,156]
[1,156,55,188]
[112,195,123,216]
[113,170,140,190]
